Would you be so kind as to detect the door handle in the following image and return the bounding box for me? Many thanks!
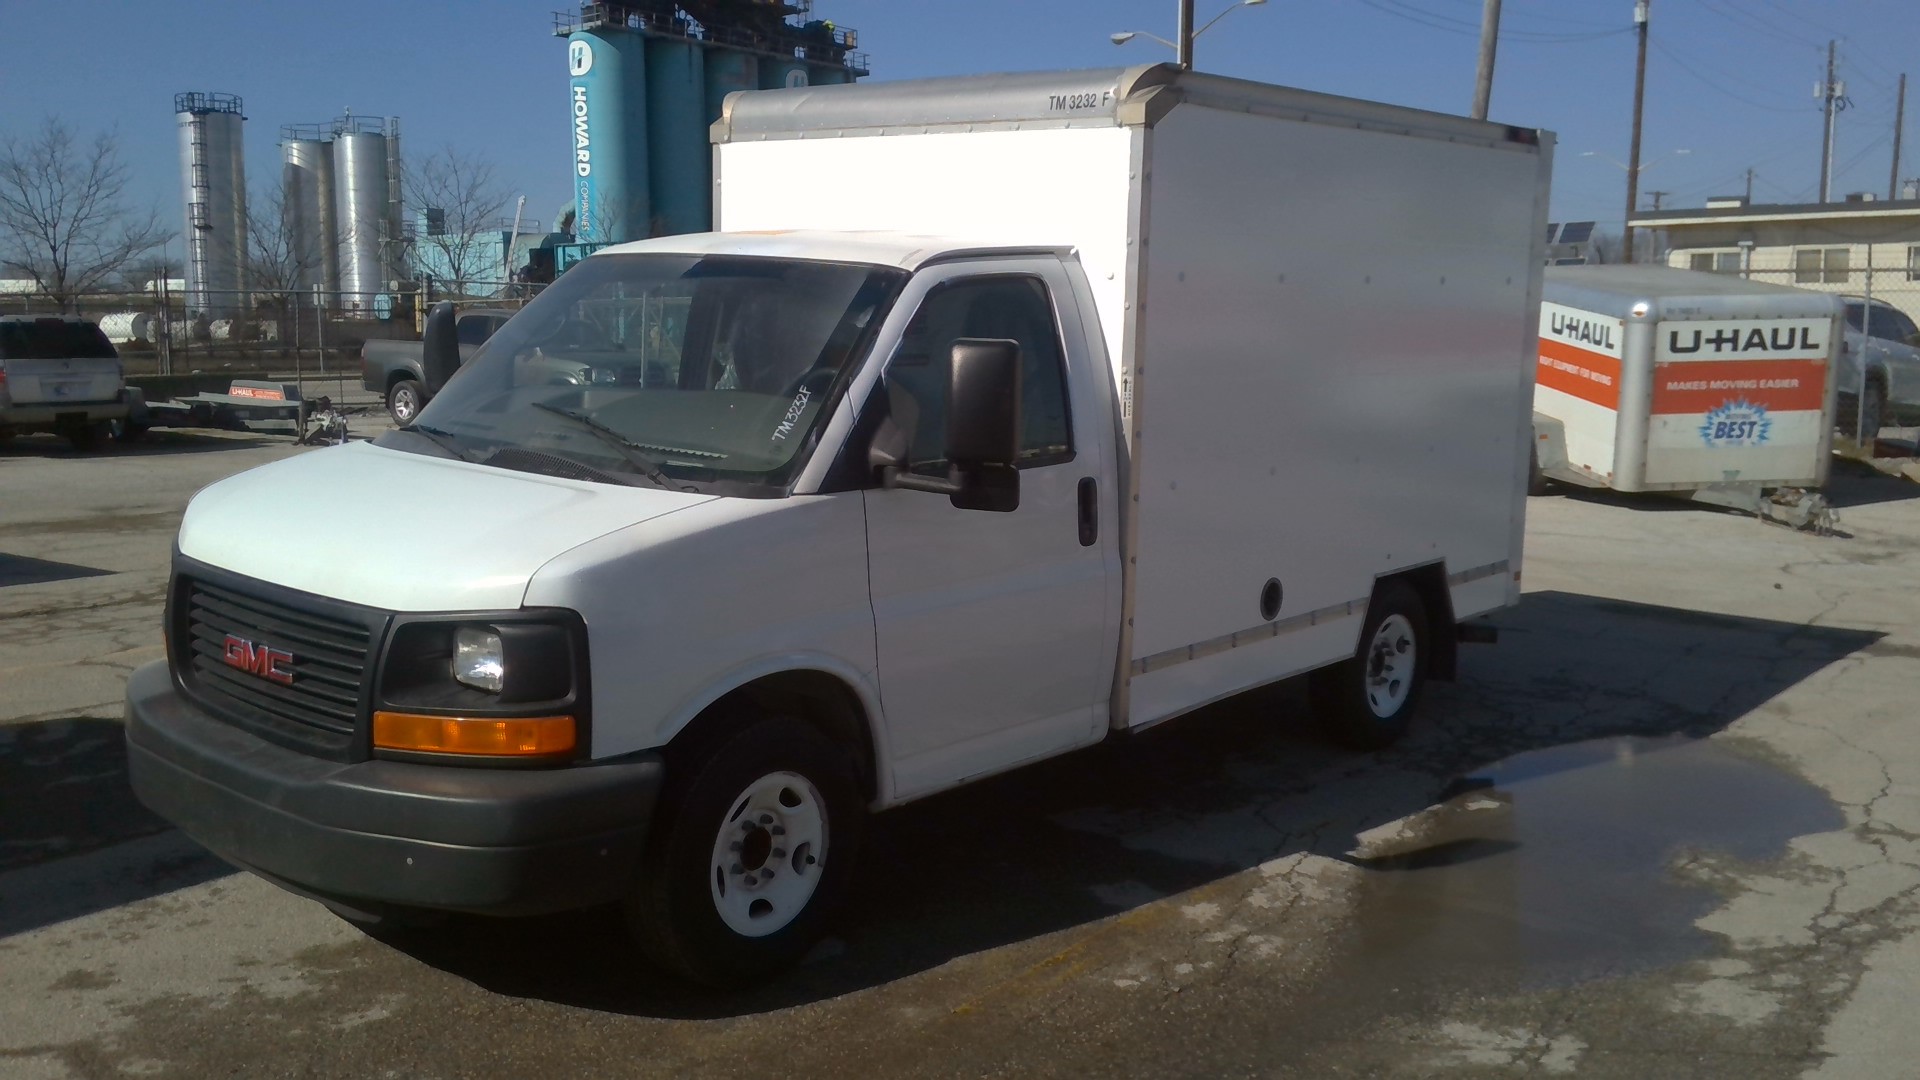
[1077,477,1098,547]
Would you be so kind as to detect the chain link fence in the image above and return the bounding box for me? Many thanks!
[1,283,546,378]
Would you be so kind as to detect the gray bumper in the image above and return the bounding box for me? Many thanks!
[123,661,663,917]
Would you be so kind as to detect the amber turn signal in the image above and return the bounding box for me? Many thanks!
[373,711,576,757]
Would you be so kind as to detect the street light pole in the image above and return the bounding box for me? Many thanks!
[1177,0,1195,69]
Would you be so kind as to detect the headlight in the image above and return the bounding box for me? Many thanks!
[453,627,505,693]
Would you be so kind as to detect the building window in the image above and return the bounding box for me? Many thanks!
[1907,245,1920,282]
[1688,251,1742,274]
[1794,247,1850,284]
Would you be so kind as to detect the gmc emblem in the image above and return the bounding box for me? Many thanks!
[223,635,295,685]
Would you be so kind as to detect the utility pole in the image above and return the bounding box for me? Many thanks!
[1471,0,1503,120]
[1818,41,1842,203]
[1624,0,1650,263]
[1746,167,1756,203]
[1646,190,1669,211]
[1891,73,1907,201]
[1176,0,1195,69]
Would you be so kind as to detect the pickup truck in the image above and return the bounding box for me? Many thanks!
[1838,295,1920,439]
[126,65,1549,987]
[0,314,131,450]
[360,309,512,424]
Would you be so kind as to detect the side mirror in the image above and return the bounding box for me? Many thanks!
[422,302,460,397]
[869,338,1023,512]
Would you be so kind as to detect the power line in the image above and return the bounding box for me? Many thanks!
[1647,37,1810,115]
[1350,0,1629,42]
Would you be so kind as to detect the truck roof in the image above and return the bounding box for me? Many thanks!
[713,63,1542,151]
[591,229,1073,271]
[1545,264,1844,319]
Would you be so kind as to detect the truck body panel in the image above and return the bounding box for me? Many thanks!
[1536,265,1842,493]
[715,64,1548,736]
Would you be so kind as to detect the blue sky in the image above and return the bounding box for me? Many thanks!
[5,0,1917,245]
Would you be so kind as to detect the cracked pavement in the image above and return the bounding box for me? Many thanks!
[3,428,1920,1078]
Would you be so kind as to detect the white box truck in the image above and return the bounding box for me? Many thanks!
[125,65,1551,986]
[1531,265,1843,526]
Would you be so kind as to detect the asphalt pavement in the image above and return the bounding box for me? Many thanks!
[3,425,1919,1079]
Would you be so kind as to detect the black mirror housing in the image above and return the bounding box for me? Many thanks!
[945,338,1021,467]
[868,338,1023,512]
[422,302,461,397]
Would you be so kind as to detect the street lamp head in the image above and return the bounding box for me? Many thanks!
[1111,32,1137,45]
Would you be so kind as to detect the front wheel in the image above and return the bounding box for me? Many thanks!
[1310,580,1430,751]
[626,717,864,988]
[387,379,424,426]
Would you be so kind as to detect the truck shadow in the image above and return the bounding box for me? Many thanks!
[375,589,1881,1018]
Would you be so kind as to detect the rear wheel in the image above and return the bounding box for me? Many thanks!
[1310,580,1430,751]
[387,379,424,426]
[626,716,864,988]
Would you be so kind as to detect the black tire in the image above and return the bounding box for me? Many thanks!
[1309,580,1430,751]
[66,420,110,452]
[626,716,865,988]
[387,379,425,426]
[1839,378,1888,443]
[111,418,148,443]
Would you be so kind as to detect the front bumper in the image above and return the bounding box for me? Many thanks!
[124,661,663,917]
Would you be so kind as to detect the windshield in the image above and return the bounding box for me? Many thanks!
[407,253,905,495]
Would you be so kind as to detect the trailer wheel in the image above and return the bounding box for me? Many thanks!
[626,716,865,988]
[387,379,424,426]
[1310,580,1429,750]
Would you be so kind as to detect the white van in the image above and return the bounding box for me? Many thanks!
[126,65,1551,986]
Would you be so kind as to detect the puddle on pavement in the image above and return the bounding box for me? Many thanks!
[1340,735,1843,992]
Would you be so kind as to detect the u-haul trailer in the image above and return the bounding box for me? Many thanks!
[1531,265,1843,527]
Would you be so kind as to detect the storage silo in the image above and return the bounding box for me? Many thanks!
[281,128,339,294]
[332,123,393,312]
[175,92,249,317]
[646,37,708,235]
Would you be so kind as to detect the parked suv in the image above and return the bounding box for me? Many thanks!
[0,315,130,450]
[1839,297,1920,439]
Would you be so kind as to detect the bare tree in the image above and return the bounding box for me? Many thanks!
[405,146,512,297]
[0,117,170,311]
[244,184,324,350]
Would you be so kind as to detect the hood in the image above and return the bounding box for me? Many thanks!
[178,441,715,611]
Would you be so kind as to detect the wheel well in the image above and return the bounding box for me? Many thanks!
[668,672,878,802]
[388,370,420,393]
[1379,564,1458,682]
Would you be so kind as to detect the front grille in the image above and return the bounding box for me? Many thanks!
[180,577,377,761]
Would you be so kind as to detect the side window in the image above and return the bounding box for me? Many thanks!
[886,275,1074,475]
[456,316,492,347]
[1845,303,1867,332]
[1867,304,1917,344]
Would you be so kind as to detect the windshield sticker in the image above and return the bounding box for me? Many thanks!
[772,386,813,442]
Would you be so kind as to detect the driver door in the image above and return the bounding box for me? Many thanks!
[861,260,1115,799]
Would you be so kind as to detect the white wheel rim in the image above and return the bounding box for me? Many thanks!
[708,770,829,938]
[1365,613,1417,718]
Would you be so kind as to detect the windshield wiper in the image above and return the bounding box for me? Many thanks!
[405,423,476,462]
[528,400,677,489]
